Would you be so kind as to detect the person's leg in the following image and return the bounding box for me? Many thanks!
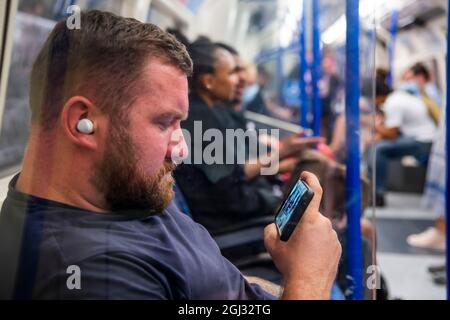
[407,225,445,251]
[425,216,446,276]
[410,141,432,166]
[374,137,423,194]
[407,214,446,251]
[366,142,385,206]
[373,142,391,196]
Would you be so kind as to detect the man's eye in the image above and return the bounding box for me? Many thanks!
[157,118,174,130]
[158,122,171,129]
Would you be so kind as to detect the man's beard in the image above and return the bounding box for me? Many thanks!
[92,122,176,216]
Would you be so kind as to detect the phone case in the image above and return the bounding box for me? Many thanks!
[276,181,314,242]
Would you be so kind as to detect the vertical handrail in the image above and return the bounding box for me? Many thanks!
[387,9,398,88]
[445,0,450,301]
[345,0,364,300]
[311,0,321,136]
[299,0,309,129]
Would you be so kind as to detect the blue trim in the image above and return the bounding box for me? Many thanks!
[299,0,309,128]
[345,0,364,300]
[311,0,322,136]
[446,0,450,301]
[387,10,398,88]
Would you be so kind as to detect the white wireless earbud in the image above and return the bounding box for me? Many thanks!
[77,119,94,134]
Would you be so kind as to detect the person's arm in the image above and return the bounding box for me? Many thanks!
[375,125,400,140]
[243,135,324,180]
[245,276,282,297]
[375,111,400,140]
[329,114,346,154]
[244,153,274,180]
[264,172,342,300]
[378,95,401,140]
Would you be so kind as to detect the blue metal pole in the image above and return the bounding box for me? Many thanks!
[311,0,322,136]
[299,0,309,129]
[445,0,450,301]
[345,0,364,300]
[387,10,398,88]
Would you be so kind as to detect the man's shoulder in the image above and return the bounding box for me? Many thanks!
[59,202,206,263]
[387,91,423,107]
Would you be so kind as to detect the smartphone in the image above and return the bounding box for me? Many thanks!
[275,179,314,242]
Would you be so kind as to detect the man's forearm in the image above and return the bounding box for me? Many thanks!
[376,125,399,140]
[281,279,331,300]
[245,276,282,298]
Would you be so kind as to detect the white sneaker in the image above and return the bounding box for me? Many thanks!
[406,227,446,251]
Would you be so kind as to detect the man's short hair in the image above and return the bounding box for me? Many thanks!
[30,10,193,129]
[410,63,431,81]
[215,42,239,56]
[375,74,392,98]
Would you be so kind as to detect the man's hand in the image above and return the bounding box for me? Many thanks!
[279,134,325,160]
[264,171,342,300]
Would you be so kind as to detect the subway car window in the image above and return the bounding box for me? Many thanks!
[0,0,123,173]
[0,0,448,303]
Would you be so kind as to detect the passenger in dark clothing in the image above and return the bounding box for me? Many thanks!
[244,66,272,115]
[176,41,285,232]
[175,40,324,233]
[175,93,281,234]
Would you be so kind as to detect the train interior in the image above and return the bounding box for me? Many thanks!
[0,0,448,300]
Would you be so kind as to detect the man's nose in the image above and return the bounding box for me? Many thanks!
[167,129,189,162]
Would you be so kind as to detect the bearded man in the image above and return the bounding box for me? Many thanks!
[0,10,340,300]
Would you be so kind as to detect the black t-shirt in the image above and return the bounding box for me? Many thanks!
[175,95,281,234]
[0,175,275,300]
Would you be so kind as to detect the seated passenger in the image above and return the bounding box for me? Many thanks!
[367,75,437,206]
[215,43,294,129]
[403,62,443,108]
[215,43,292,121]
[407,108,446,252]
[0,10,341,300]
[175,39,321,234]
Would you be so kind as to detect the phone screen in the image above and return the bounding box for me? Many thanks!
[275,180,309,234]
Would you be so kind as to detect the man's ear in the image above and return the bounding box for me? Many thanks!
[60,96,99,150]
